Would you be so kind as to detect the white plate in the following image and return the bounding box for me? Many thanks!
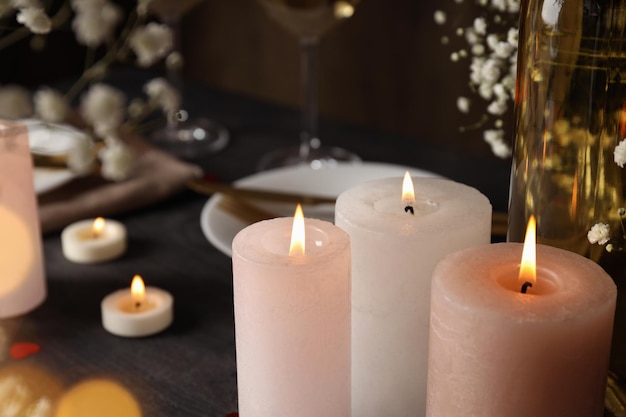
[200,161,441,257]
[25,121,86,194]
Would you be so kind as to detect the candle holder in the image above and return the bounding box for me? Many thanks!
[507,1,626,415]
[0,121,46,317]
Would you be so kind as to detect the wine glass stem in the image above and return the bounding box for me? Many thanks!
[300,36,319,159]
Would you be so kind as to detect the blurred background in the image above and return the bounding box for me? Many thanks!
[0,0,512,160]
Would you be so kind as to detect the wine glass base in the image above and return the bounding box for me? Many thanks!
[257,144,361,171]
[150,117,229,160]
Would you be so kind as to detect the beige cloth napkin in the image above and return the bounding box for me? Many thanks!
[37,134,203,234]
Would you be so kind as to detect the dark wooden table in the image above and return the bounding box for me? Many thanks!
[0,69,511,416]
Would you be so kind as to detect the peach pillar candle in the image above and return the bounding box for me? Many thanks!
[0,122,45,318]
[427,242,616,417]
[232,210,351,417]
[335,175,492,417]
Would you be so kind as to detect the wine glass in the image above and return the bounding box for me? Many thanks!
[148,0,229,160]
[256,0,361,170]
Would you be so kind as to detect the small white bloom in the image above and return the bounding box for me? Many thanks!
[480,58,501,83]
[99,139,134,181]
[487,98,507,115]
[165,51,183,72]
[72,0,122,47]
[80,83,126,138]
[129,23,173,67]
[588,223,610,245]
[471,43,485,56]
[473,17,487,35]
[478,82,494,100]
[433,10,446,25]
[143,78,181,114]
[507,27,519,46]
[491,0,507,11]
[507,0,520,13]
[486,34,500,51]
[67,134,95,174]
[484,129,512,158]
[615,138,626,167]
[34,88,68,123]
[457,96,471,113]
[0,84,32,119]
[493,41,515,59]
[16,7,51,34]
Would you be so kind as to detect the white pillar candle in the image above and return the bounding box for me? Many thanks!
[101,275,173,338]
[335,175,492,417]
[0,121,46,318]
[232,212,351,417]
[427,242,616,417]
[62,217,127,263]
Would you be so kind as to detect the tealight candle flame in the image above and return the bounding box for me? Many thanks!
[130,274,145,307]
[402,171,415,214]
[334,1,355,18]
[519,215,537,293]
[289,204,305,256]
[92,217,105,238]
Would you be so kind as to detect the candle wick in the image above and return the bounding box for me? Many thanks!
[404,205,414,215]
[520,281,533,294]
[135,301,141,309]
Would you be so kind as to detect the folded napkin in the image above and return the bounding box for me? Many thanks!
[37,133,203,234]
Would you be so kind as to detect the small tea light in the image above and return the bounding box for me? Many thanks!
[61,217,127,264]
[101,275,173,338]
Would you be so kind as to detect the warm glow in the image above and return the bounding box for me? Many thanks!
[55,379,142,417]
[519,215,537,287]
[130,275,145,305]
[92,217,106,237]
[402,171,415,205]
[333,1,355,18]
[289,204,305,256]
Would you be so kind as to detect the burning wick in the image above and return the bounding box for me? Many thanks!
[131,275,145,310]
[520,281,533,294]
[92,217,105,238]
[402,171,415,216]
[519,215,537,295]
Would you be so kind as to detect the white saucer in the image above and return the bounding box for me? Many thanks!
[24,121,85,194]
[200,161,441,257]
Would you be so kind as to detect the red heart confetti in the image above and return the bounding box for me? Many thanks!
[9,342,41,360]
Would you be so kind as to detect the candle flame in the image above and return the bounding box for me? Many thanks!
[334,1,355,18]
[402,171,415,205]
[130,275,145,305]
[92,217,106,237]
[289,204,305,256]
[519,215,537,287]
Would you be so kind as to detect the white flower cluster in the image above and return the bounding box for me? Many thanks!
[0,0,180,182]
[0,376,52,417]
[588,223,611,246]
[434,0,520,158]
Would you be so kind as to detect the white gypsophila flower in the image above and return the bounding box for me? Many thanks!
[143,78,181,114]
[67,135,95,174]
[80,83,126,138]
[434,10,446,25]
[588,223,611,245]
[483,129,512,158]
[457,96,470,113]
[33,88,68,123]
[71,0,122,47]
[0,84,32,119]
[615,138,626,168]
[487,99,507,115]
[99,139,134,181]
[129,23,173,67]
[473,17,487,35]
[480,58,501,83]
[16,7,51,34]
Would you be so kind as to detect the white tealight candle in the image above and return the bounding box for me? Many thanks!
[232,205,351,417]
[335,174,492,417]
[61,217,127,263]
[101,275,173,338]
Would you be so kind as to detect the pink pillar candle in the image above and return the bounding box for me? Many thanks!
[232,216,351,417]
[427,243,616,417]
[335,176,492,417]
